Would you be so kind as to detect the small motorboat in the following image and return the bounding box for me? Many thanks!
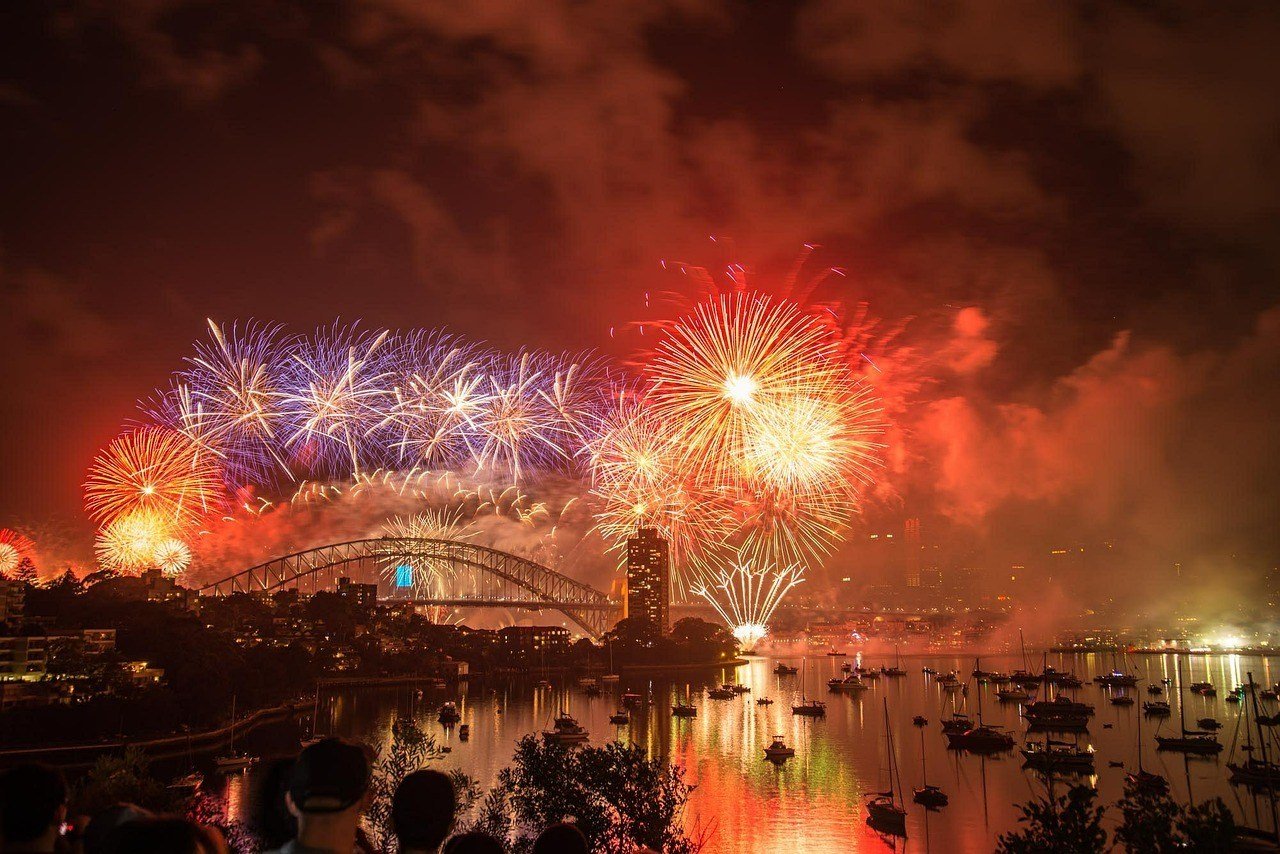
[922,666,937,675]
[773,663,799,676]
[707,686,736,700]
[458,724,470,740]
[730,684,751,694]
[1225,693,1241,704]
[1147,684,1164,695]
[214,752,257,773]
[601,673,621,683]
[764,735,795,761]
[1143,701,1171,717]
[542,712,589,746]
[757,697,774,706]
[672,702,697,718]
[912,715,928,727]
[913,784,948,808]
[841,662,853,673]
[622,692,644,708]
[1197,717,1222,731]
[534,679,552,690]
[826,649,847,657]
[997,687,1030,702]
[1108,760,1125,768]
[438,702,461,724]
[609,710,630,725]
[1111,694,1136,706]
[584,683,602,697]
[167,771,203,794]
[941,714,971,734]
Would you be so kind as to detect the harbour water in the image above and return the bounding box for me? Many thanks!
[220,652,1280,852]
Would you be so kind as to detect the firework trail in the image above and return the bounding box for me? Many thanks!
[690,556,806,650]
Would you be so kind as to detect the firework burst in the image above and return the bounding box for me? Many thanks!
[0,529,36,577]
[153,538,192,577]
[379,508,479,598]
[94,509,171,573]
[84,427,225,534]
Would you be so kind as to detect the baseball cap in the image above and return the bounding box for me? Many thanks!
[288,738,371,813]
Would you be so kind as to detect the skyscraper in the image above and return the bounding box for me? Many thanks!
[626,527,670,636]
[904,518,922,588]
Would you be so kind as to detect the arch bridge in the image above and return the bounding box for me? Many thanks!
[199,537,617,638]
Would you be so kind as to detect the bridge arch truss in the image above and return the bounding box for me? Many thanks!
[198,537,616,638]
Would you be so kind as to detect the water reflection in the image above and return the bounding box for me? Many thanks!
[226,652,1278,852]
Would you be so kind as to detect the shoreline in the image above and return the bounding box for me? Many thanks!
[0,700,306,769]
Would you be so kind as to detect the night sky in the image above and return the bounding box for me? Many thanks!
[2,2,1278,592]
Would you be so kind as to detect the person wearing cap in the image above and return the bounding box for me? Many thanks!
[267,737,372,854]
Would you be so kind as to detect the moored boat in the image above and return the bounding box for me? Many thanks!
[764,735,795,761]
[542,712,589,745]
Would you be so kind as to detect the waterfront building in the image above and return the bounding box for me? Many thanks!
[625,527,670,636]
[498,625,570,659]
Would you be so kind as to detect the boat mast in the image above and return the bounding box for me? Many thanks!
[1176,657,1187,735]
[1247,671,1280,835]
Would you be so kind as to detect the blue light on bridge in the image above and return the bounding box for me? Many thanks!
[395,565,413,588]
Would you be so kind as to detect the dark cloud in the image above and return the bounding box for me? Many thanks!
[0,1,1276,609]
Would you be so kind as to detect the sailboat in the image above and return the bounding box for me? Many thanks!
[946,658,1014,752]
[1126,678,1168,793]
[882,646,907,678]
[1155,657,1222,754]
[912,719,948,808]
[601,639,620,683]
[1228,671,1280,787]
[866,699,908,836]
[792,657,826,717]
[168,728,203,793]
[302,689,324,747]
[1010,629,1042,686]
[215,695,258,772]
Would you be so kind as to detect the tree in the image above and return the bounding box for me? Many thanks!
[364,716,445,851]
[71,747,178,815]
[669,617,736,662]
[13,557,37,585]
[995,785,1107,854]
[1116,787,1235,851]
[493,735,696,853]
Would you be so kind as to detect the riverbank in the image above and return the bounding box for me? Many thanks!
[0,699,306,769]
[619,658,749,674]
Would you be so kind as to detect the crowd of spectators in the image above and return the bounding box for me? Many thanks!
[0,737,642,853]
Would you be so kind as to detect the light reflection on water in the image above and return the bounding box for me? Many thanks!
[226,653,1279,853]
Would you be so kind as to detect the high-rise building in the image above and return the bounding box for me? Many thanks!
[904,518,922,588]
[626,527,670,636]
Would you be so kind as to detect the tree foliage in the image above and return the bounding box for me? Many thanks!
[995,785,1107,854]
[364,716,445,852]
[1116,786,1236,852]
[492,735,696,854]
